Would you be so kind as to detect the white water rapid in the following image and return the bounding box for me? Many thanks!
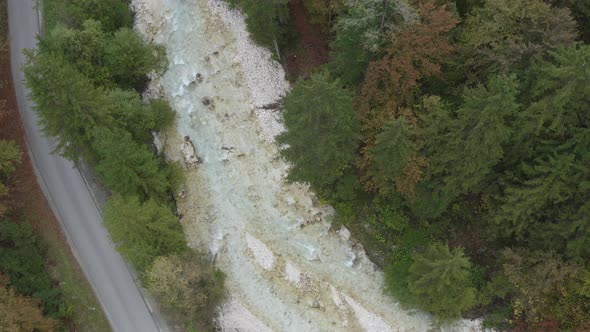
[132,0,484,330]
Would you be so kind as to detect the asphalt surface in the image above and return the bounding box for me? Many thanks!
[7,1,161,331]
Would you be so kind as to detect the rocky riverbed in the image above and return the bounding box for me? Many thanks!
[131,0,485,330]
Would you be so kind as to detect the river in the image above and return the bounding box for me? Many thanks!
[131,0,483,330]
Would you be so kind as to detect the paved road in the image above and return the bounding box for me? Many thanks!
[7,1,161,331]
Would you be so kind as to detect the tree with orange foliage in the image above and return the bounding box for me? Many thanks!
[358,2,458,197]
[0,274,57,332]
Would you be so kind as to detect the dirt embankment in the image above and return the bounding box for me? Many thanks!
[284,0,330,79]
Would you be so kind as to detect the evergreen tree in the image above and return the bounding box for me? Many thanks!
[493,46,590,249]
[24,51,104,160]
[105,28,167,90]
[92,127,170,200]
[40,20,166,90]
[0,140,21,177]
[0,222,65,318]
[40,20,112,87]
[45,0,133,32]
[407,244,477,320]
[0,140,21,215]
[24,50,168,161]
[228,0,290,49]
[104,195,187,272]
[302,0,346,29]
[278,73,360,194]
[99,89,162,145]
[367,118,419,198]
[549,0,590,42]
[429,75,519,196]
[460,0,577,80]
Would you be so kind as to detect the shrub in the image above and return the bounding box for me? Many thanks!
[146,252,225,328]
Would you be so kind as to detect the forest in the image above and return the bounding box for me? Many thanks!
[7,0,590,330]
[229,0,590,330]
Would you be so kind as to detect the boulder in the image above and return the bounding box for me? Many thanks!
[181,136,202,168]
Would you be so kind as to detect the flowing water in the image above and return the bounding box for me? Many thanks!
[132,0,484,330]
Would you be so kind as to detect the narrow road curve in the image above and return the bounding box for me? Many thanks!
[7,1,161,331]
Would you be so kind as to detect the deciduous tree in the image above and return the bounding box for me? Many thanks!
[502,248,584,325]
[0,274,57,332]
[329,0,415,86]
[358,2,458,194]
[145,253,225,324]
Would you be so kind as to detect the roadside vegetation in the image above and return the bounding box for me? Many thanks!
[1,0,111,329]
[0,141,61,331]
[23,0,226,330]
[236,0,590,329]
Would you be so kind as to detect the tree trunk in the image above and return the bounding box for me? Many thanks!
[380,0,389,32]
[328,0,334,26]
[273,37,281,60]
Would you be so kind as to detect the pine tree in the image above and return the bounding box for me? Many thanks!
[45,0,133,32]
[408,244,477,320]
[367,118,422,198]
[24,51,103,160]
[104,196,187,272]
[24,50,167,161]
[429,75,519,196]
[493,46,590,247]
[229,0,290,49]
[40,20,112,87]
[105,28,167,90]
[92,127,170,200]
[40,20,166,90]
[460,0,577,80]
[277,73,360,194]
